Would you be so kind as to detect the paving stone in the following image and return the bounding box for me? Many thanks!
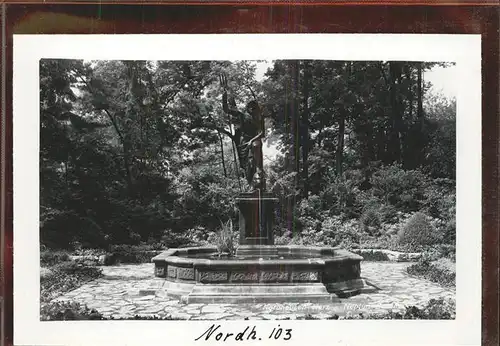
[50,262,455,320]
[170,312,193,320]
[225,315,245,320]
[188,304,205,308]
[164,300,181,306]
[201,305,228,313]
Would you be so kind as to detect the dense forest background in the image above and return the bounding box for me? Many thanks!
[40,59,456,255]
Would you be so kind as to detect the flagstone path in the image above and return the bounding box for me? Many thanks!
[52,262,455,320]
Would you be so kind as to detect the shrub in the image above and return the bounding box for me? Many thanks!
[432,243,456,261]
[294,299,455,320]
[160,229,194,248]
[277,217,362,248]
[108,315,184,320]
[73,248,107,257]
[358,250,390,261]
[106,244,162,264]
[370,165,429,212]
[360,207,382,235]
[441,217,456,245]
[40,250,71,266]
[297,195,323,219]
[41,301,105,321]
[210,219,237,256]
[407,258,455,287]
[423,178,455,220]
[185,226,211,245]
[40,261,102,303]
[41,301,188,321]
[353,298,455,319]
[319,174,359,216]
[358,236,393,250]
[333,219,361,248]
[397,212,440,251]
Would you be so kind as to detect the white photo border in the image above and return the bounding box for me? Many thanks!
[13,34,481,346]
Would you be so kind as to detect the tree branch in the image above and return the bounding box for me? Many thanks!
[246,84,258,101]
[77,76,126,145]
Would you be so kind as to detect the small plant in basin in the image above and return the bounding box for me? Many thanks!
[212,219,237,257]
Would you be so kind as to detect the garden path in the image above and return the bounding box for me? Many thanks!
[52,262,455,320]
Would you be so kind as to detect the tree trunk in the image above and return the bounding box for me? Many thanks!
[406,67,414,120]
[288,60,301,233]
[417,62,424,122]
[301,61,311,198]
[336,110,345,177]
[389,62,403,163]
[336,62,351,177]
[417,62,425,167]
[290,60,301,188]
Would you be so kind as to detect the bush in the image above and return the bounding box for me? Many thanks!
[297,195,323,219]
[41,301,105,321]
[293,299,455,320]
[332,218,361,248]
[41,301,188,320]
[358,250,390,261]
[40,262,102,303]
[184,226,211,245]
[73,248,107,257]
[319,173,359,217]
[423,178,455,220]
[360,208,382,235]
[397,212,440,251]
[40,250,71,266]
[210,219,237,256]
[407,258,455,287]
[52,261,102,276]
[432,243,456,261]
[353,298,455,319]
[106,244,163,264]
[370,165,429,212]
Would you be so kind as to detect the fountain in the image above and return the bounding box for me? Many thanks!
[152,77,374,303]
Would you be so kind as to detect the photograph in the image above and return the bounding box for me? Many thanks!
[39,57,457,321]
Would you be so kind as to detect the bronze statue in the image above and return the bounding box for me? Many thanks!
[220,75,265,191]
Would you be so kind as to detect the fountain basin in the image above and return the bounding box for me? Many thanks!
[152,245,375,303]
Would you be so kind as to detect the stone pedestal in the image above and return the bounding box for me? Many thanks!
[235,192,277,251]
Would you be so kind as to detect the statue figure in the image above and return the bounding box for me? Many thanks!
[220,75,265,191]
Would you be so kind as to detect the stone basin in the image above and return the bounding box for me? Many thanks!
[152,245,375,303]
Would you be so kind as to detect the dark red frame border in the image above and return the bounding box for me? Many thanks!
[1,4,498,346]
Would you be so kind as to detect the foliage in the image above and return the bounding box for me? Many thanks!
[41,301,105,321]
[40,301,194,321]
[40,261,102,303]
[397,212,441,251]
[357,298,455,319]
[39,59,455,257]
[359,207,382,235]
[370,165,429,212]
[358,250,390,261]
[407,257,455,287]
[105,244,163,264]
[40,250,71,266]
[294,298,455,320]
[210,219,237,256]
